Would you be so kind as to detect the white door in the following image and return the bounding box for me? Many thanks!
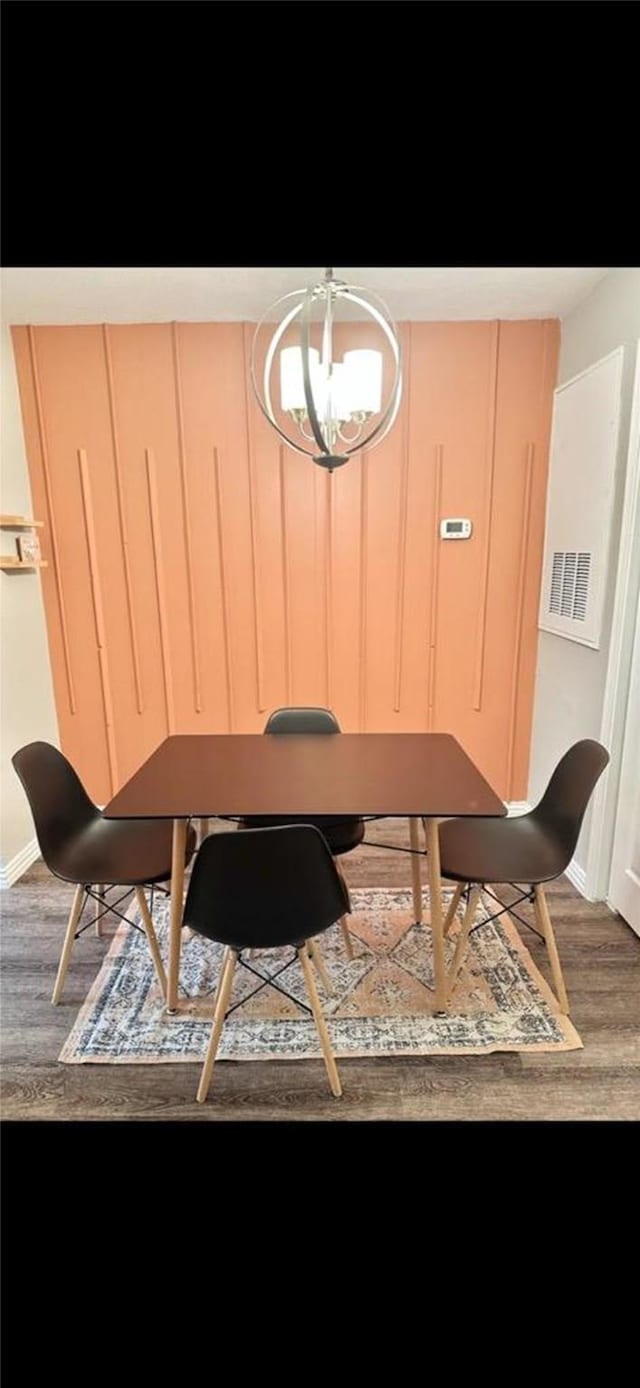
[609,589,640,935]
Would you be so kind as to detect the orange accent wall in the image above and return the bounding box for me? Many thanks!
[12,319,559,805]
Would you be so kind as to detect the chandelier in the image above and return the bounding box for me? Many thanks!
[250,268,402,471]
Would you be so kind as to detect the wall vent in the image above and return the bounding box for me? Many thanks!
[548,550,591,621]
[539,348,623,649]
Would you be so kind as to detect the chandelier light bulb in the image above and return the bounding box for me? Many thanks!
[343,349,383,415]
[280,346,319,413]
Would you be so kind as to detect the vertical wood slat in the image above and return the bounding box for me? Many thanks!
[213,446,234,730]
[26,327,76,713]
[241,323,266,712]
[171,323,202,713]
[393,324,412,711]
[102,325,144,713]
[77,449,118,792]
[472,321,500,711]
[145,447,175,734]
[506,443,535,797]
[279,446,292,704]
[427,444,444,725]
[359,453,368,730]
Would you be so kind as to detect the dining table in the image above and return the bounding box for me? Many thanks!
[103,731,507,1013]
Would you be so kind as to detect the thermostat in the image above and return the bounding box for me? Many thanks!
[440,518,472,539]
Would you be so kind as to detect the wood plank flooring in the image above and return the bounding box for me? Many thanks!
[1,819,639,1120]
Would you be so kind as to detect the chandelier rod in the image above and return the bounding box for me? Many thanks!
[301,290,331,458]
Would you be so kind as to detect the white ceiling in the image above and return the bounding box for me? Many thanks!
[1,266,609,325]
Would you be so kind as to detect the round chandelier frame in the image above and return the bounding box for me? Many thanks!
[250,269,403,471]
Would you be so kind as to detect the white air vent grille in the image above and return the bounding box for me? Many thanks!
[548,551,591,622]
[573,551,591,621]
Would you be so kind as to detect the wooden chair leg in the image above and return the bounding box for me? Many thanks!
[333,858,355,958]
[534,884,570,1014]
[96,885,105,936]
[134,887,168,999]
[52,884,86,1004]
[199,818,210,844]
[446,886,480,1001]
[339,915,355,961]
[196,948,238,1103]
[308,936,335,996]
[298,944,342,1098]
[443,883,464,937]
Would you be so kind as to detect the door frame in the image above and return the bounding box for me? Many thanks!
[585,340,640,902]
[608,585,640,930]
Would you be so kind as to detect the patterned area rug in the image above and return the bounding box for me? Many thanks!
[59,887,582,1062]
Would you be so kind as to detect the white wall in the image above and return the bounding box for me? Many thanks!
[529,269,640,885]
[0,322,59,883]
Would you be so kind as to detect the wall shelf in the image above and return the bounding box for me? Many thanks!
[0,558,48,570]
[0,515,44,529]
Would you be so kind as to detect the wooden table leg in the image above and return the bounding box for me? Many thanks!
[167,817,188,1012]
[424,817,447,1013]
[409,817,423,924]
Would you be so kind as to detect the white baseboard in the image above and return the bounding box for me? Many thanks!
[506,800,531,816]
[0,836,40,889]
[565,857,588,897]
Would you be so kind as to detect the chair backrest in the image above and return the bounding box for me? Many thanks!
[183,824,350,950]
[264,707,341,735]
[12,741,99,872]
[531,739,610,866]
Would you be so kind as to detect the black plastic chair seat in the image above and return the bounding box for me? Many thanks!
[238,814,364,856]
[12,741,196,887]
[439,739,610,886]
[48,816,197,887]
[439,814,567,886]
[184,824,350,951]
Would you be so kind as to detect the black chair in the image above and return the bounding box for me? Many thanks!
[435,740,610,1013]
[12,741,196,1004]
[238,707,364,959]
[183,824,350,1103]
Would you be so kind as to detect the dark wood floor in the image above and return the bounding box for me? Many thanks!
[1,819,639,1120]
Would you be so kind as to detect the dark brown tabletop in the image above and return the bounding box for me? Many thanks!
[104,733,506,821]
